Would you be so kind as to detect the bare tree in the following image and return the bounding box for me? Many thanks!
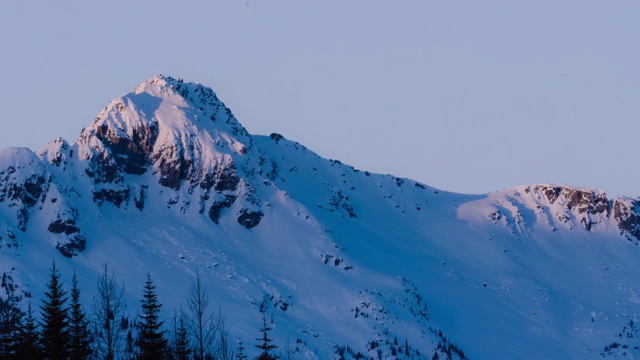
[216,311,235,360]
[186,271,220,360]
[92,262,126,360]
[281,337,296,360]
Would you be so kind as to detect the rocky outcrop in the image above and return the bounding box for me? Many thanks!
[47,218,86,257]
[532,184,609,231]
[92,188,130,208]
[563,188,609,216]
[38,137,72,168]
[94,121,158,175]
[0,149,51,232]
[613,198,640,242]
[237,209,263,229]
[48,218,80,235]
[0,222,17,250]
[208,195,237,224]
[536,184,609,216]
[81,141,123,185]
[477,184,640,238]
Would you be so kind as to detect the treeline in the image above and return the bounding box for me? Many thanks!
[0,261,291,360]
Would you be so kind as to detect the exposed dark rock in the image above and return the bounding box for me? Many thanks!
[94,123,158,175]
[538,185,609,216]
[564,188,609,216]
[0,169,49,231]
[237,209,263,229]
[208,195,237,224]
[540,185,562,204]
[154,146,184,190]
[45,138,71,167]
[17,208,28,232]
[56,234,86,258]
[84,151,121,184]
[47,219,80,235]
[328,190,356,218]
[154,146,240,192]
[0,226,18,249]
[198,164,240,192]
[134,187,145,211]
[580,217,593,231]
[613,198,640,242]
[266,160,279,181]
[343,203,356,219]
[7,174,47,207]
[213,166,240,192]
[199,194,210,214]
[93,188,130,208]
[270,133,284,143]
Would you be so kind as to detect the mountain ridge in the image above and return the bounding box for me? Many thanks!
[1,75,640,359]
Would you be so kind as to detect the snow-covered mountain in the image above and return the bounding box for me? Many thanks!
[2,75,640,359]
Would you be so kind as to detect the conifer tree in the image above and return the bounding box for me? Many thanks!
[0,279,24,359]
[255,313,278,360]
[15,301,41,359]
[124,329,135,359]
[69,272,92,359]
[137,272,167,359]
[236,341,247,360]
[39,260,71,359]
[173,309,191,360]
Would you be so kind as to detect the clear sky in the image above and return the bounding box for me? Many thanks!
[1,1,638,197]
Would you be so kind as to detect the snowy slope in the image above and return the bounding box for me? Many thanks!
[2,75,640,359]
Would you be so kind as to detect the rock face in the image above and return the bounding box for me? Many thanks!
[0,75,279,257]
[536,184,640,237]
[535,184,610,231]
[2,74,640,256]
[462,183,640,241]
[613,197,640,241]
[0,148,50,232]
[536,184,609,216]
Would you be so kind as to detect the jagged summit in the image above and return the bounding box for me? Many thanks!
[76,74,251,181]
[36,75,256,193]
[8,76,272,254]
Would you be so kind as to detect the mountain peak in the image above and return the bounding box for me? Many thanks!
[132,74,208,100]
[71,76,253,188]
[89,74,248,138]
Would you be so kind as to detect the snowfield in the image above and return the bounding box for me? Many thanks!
[1,75,639,359]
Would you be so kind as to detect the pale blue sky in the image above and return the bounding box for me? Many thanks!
[1,1,638,196]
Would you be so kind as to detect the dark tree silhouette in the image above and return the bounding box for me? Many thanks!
[14,301,41,359]
[255,313,278,360]
[39,260,71,359]
[236,340,247,360]
[0,276,24,359]
[172,309,191,360]
[137,272,167,359]
[69,272,92,359]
